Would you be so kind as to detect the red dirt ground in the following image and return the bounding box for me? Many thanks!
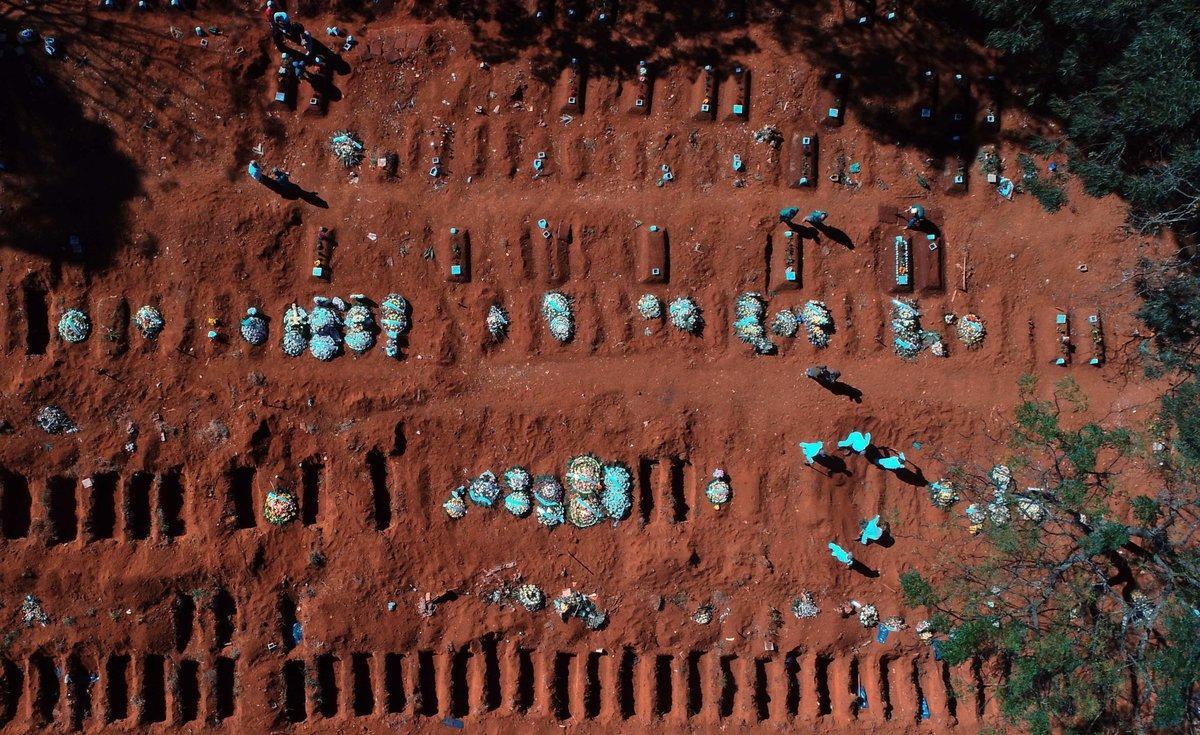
[0,0,1174,732]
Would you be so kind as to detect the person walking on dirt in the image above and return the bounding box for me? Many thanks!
[806,365,840,385]
[779,206,800,223]
[248,160,264,182]
[805,210,828,225]
[829,542,854,566]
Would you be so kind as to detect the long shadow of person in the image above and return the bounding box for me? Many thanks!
[850,559,880,578]
[895,466,927,487]
[262,176,329,208]
[813,221,855,249]
[309,71,343,103]
[307,40,350,75]
[827,379,863,403]
[785,221,820,239]
[814,453,852,477]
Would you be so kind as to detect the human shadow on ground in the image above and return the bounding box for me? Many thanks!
[814,454,852,477]
[261,177,329,208]
[850,559,880,578]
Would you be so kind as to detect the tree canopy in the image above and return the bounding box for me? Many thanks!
[905,377,1200,733]
[970,0,1200,230]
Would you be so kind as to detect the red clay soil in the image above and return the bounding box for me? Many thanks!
[0,1,1174,733]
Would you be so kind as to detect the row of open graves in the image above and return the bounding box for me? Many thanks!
[274,644,996,727]
[353,104,995,206]
[0,642,1008,729]
[328,42,1003,146]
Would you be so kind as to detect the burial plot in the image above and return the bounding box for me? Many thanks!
[726,65,749,122]
[693,65,717,122]
[635,225,668,284]
[443,227,471,283]
[788,132,818,188]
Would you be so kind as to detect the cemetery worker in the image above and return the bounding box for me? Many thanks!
[779,206,800,223]
[905,204,926,229]
[878,453,906,471]
[248,160,264,182]
[838,430,871,454]
[806,365,841,384]
[272,10,290,30]
[805,209,828,225]
[829,542,854,566]
[799,441,825,465]
[272,167,289,185]
[859,515,884,545]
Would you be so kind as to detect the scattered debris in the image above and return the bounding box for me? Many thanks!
[552,589,608,630]
[36,405,77,435]
[753,125,783,148]
[928,480,959,510]
[486,304,510,340]
[21,595,49,627]
[891,298,944,358]
[791,592,820,619]
[955,313,986,348]
[330,131,365,167]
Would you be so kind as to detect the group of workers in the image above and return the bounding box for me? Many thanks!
[778,204,929,230]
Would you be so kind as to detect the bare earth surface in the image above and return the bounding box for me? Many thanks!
[0,1,1171,732]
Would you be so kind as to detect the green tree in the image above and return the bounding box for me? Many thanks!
[910,377,1200,734]
[970,0,1200,231]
